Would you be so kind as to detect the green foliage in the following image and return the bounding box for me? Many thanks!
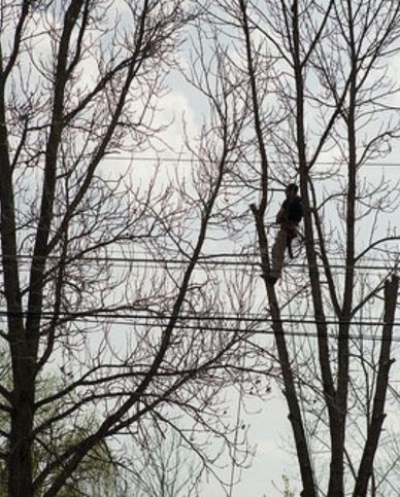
[0,369,120,496]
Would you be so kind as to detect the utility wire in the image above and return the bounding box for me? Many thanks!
[6,314,400,343]
[0,309,398,327]
[1,310,400,341]
[1,253,399,272]
[101,156,400,168]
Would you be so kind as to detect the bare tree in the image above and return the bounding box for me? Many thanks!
[121,425,202,497]
[0,2,273,496]
[198,0,400,495]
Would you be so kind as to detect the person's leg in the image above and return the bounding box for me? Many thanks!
[286,223,298,259]
[270,228,287,280]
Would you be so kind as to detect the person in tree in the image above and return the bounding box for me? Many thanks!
[265,183,303,285]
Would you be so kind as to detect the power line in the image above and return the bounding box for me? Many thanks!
[3,253,399,272]
[1,309,399,333]
[12,313,400,343]
[117,321,400,343]
[101,155,400,168]
[11,310,396,327]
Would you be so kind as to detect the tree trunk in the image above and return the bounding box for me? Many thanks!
[8,366,35,497]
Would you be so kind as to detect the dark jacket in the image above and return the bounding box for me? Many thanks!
[279,196,303,224]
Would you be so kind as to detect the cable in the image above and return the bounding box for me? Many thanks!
[0,309,398,327]
[34,317,400,343]
[2,253,399,273]
[100,155,400,168]
[1,310,400,344]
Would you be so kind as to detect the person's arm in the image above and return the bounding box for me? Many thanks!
[276,200,288,223]
[276,207,286,223]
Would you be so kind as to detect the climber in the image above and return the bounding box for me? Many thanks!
[265,183,303,286]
